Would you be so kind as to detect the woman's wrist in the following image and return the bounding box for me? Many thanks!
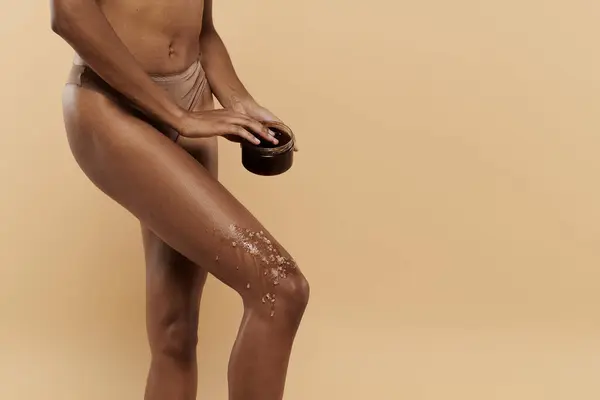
[219,91,255,110]
[155,100,186,132]
[174,110,196,137]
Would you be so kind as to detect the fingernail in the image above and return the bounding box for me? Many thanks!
[255,138,261,144]
[268,129,276,137]
[272,138,279,144]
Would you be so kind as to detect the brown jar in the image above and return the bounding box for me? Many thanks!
[241,121,296,176]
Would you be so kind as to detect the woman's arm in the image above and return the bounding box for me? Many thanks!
[50,0,275,144]
[50,0,185,130]
[199,0,255,109]
[198,3,298,150]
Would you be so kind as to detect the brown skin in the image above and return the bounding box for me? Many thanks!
[50,1,308,400]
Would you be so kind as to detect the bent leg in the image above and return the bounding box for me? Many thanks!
[62,84,309,400]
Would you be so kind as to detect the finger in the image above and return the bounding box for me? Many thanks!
[227,124,260,145]
[245,119,279,144]
[222,112,275,138]
[220,110,278,144]
[267,129,278,138]
[228,117,279,145]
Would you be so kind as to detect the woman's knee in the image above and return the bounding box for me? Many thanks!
[152,314,198,363]
[247,266,310,324]
[277,271,310,312]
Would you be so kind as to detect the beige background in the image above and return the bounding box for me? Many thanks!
[2,1,600,399]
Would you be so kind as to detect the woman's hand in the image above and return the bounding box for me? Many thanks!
[229,97,299,151]
[176,108,279,145]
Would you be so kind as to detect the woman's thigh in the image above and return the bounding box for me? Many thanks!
[140,140,216,353]
[61,84,301,307]
[141,92,217,352]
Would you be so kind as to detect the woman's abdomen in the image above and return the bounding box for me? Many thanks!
[94,0,205,74]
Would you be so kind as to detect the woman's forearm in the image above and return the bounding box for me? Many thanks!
[199,27,255,109]
[50,0,185,130]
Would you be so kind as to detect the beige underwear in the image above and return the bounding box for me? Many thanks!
[66,58,210,141]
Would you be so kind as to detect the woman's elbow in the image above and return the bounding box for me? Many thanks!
[50,0,82,35]
[50,14,63,34]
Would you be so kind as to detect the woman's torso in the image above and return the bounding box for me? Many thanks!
[75,0,206,75]
[67,0,218,176]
